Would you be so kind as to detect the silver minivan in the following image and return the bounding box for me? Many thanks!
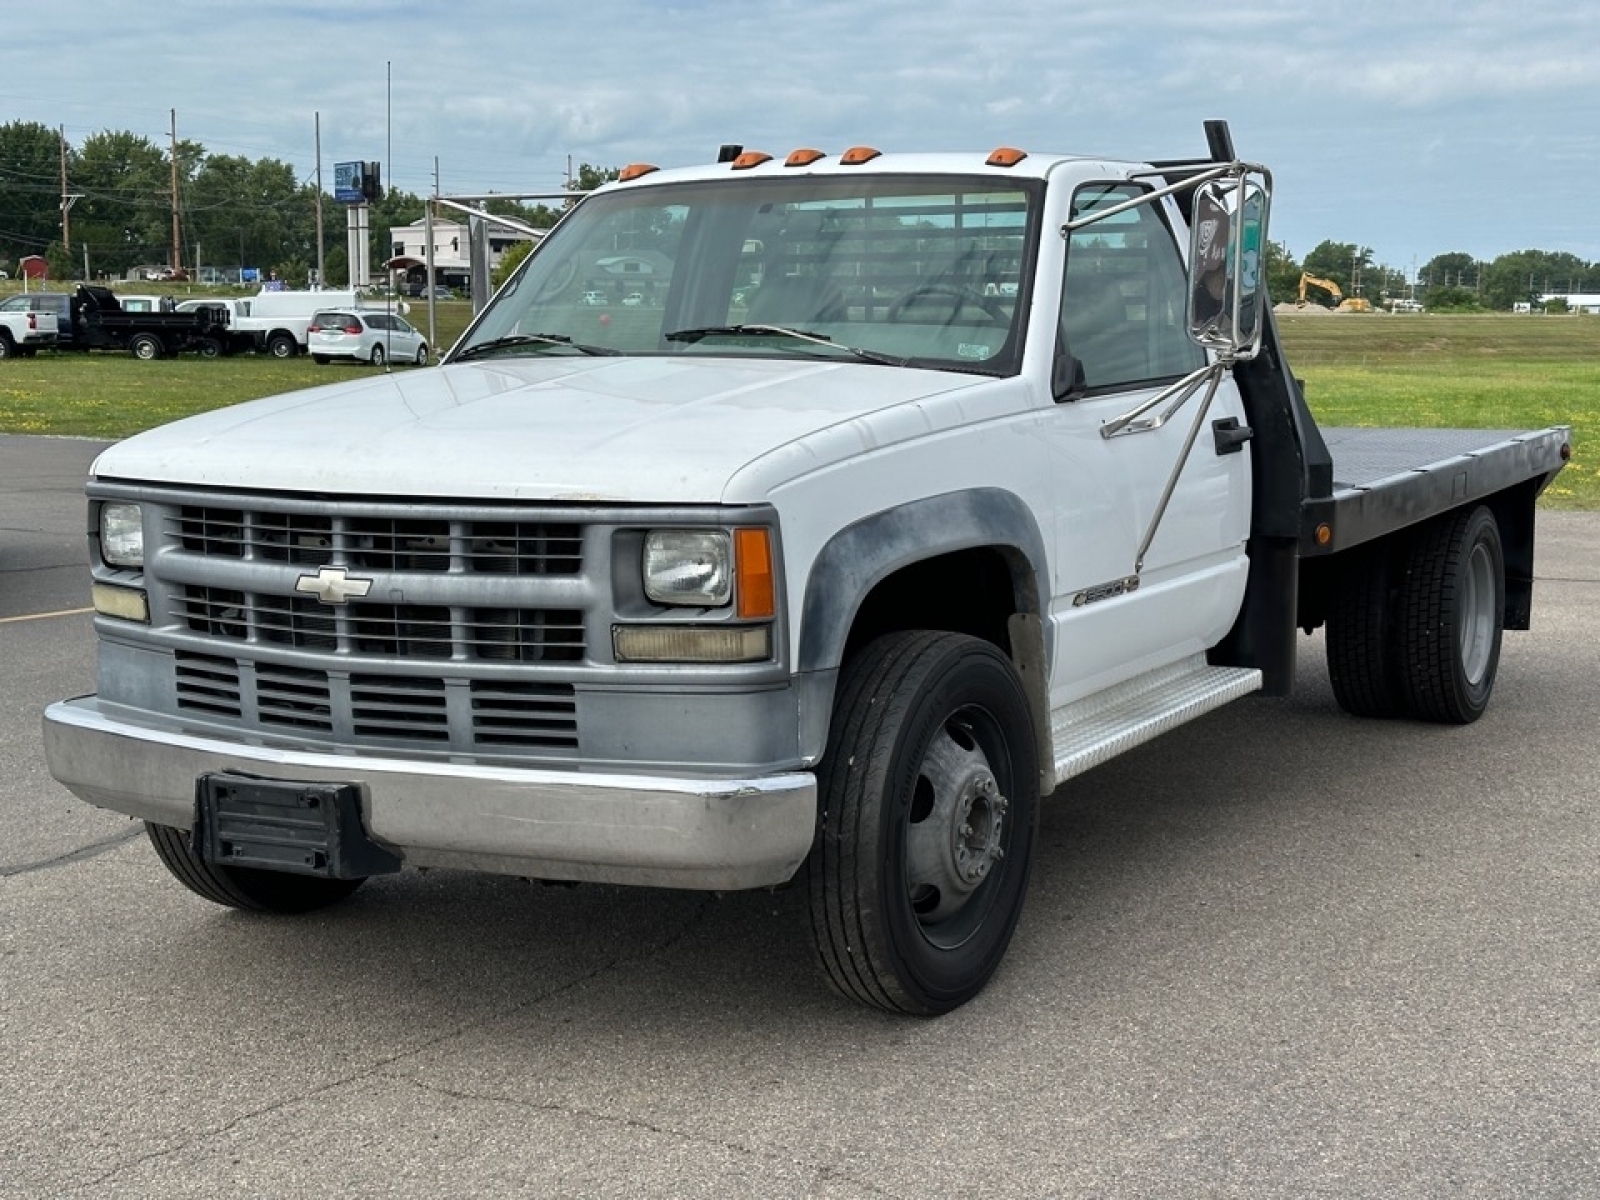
[307,310,429,366]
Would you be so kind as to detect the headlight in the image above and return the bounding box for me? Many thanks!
[100,503,145,569]
[644,530,731,607]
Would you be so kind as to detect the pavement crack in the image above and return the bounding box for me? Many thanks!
[62,896,726,1194]
[0,826,144,878]
[385,1075,909,1199]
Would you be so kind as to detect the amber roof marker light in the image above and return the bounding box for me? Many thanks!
[617,163,659,183]
[986,147,1028,168]
[785,148,827,167]
[839,146,882,166]
[730,151,773,170]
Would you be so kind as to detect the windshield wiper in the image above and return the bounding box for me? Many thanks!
[665,324,908,367]
[454,333,621,361]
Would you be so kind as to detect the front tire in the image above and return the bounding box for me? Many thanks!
[808,631,1039,1016]
[414,344,429,365]
[145,822,366,913]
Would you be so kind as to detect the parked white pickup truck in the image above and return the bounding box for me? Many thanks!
[0,301,59,357]
[44,123,1571,1014]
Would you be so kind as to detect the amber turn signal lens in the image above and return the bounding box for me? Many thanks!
[734,528,775,619]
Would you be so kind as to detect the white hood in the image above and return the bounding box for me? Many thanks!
[92,356,983,503]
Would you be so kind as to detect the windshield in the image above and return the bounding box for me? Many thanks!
[454,173,1042,375]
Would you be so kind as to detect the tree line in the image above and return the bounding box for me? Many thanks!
[3,120,1594,309]
[0,122,615,287]
[1264,239,1600,312]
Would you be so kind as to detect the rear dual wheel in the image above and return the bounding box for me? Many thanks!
[1326,504,1504,724]
[808,631,1038,1016]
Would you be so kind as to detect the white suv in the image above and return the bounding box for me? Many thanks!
[307,310,429,366]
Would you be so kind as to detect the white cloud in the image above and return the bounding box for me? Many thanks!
[5,0,1599,263]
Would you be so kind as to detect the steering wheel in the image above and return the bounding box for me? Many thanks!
[884,283,1010,325]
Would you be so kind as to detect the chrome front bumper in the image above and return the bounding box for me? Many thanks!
[42,697,818,891]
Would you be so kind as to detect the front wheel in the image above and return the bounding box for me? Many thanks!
[808,631,1038,1016]
[145,822,366,913]
[414,343,429,365]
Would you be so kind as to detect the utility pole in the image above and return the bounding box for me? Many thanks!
[59,127,71,250]
[315,112,325,287]
[169,109,182,274]
[425,156,438,347]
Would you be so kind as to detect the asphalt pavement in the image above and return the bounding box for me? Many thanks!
[2,432,1597,1198]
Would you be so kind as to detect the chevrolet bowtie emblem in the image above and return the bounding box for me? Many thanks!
[295,566,374,606]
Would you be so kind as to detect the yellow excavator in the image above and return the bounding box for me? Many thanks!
[1298,272,1373,312]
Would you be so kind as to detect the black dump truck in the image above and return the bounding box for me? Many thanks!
[69,286,231,360]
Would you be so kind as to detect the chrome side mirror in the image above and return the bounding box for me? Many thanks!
[1187,176,1269,360]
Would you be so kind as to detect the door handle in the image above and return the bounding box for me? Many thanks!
[1212,417,1254,455]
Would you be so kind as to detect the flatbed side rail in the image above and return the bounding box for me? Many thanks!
[1300,425,1572,556]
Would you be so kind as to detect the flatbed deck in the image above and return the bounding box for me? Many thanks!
[1303,425,1571,553]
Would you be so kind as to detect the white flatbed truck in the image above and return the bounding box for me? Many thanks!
[43,122,1570,1014]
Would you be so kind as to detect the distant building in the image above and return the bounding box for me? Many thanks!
[386,219,542,293]
[1537,293,1600,314]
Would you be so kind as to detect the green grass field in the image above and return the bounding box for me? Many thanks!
[0,309,1591,506]
[1278,313,1594,508]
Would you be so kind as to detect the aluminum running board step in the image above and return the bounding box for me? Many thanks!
[1049,654,1262,787]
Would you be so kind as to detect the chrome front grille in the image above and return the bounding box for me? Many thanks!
[171,507,583,575]
[156,496,597,760]
[177,587,585,662]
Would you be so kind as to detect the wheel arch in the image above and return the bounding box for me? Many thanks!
[796,489,1052,770]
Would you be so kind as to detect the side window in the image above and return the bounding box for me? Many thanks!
[1060,185,1203,391]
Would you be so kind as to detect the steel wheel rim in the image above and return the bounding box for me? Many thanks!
[1460,540,1496,684]
[903,708,1010,948]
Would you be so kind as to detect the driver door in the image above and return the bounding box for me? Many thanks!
[1040,183,1253,706]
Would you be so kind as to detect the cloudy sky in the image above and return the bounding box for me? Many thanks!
[7,1,1597,275]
